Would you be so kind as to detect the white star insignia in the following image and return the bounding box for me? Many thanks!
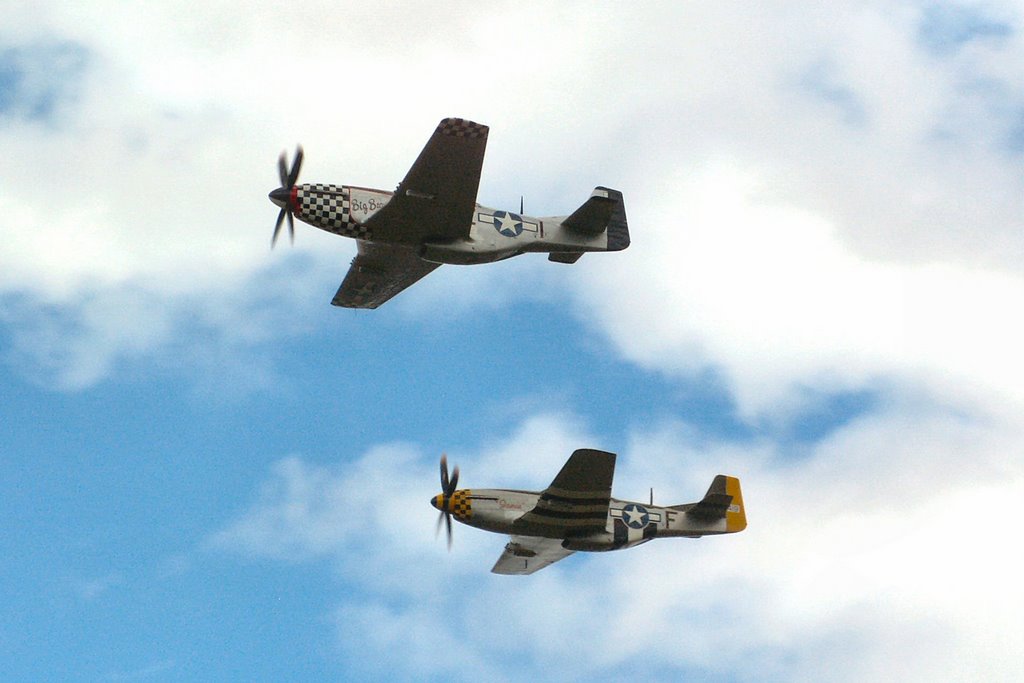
[624,505,646,527]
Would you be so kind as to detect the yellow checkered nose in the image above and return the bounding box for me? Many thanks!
[430,491,472,518]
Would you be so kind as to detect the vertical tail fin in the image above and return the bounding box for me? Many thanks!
[681,475,747,533]
[560,187,630,251]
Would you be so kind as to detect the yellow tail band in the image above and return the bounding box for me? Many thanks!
[725,476,747,533]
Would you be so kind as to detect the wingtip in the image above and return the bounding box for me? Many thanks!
[437,117,488,138]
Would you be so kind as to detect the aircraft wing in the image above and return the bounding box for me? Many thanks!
[491,535,575,575]
[364,117,488,245]
[512,449,616,537]
[331,240,440,309]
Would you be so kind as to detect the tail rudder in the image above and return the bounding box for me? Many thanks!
[601,187,629,251]
[723,476,746,533]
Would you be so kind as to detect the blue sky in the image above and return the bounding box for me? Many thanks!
[2,3,1024,682]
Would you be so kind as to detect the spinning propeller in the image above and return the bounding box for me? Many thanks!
[434,454,460,550]
[268,145,303,247]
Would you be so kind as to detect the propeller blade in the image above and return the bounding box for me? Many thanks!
[272,208,286,247]
[287,146,304,188]
[435,511,444,538]
[278,152,288,187]
[448,465,459,497]
[272,147,302,247]
[436,453,458,550]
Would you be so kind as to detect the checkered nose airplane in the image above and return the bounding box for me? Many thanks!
[431,450,746,575]
[268,117,629,309]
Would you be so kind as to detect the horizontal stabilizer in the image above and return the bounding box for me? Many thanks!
[686,475,733,520]
[561,187,629,252]
[563,189,616,234]
[565,191,610,236]
[674,475,746,532]
[548,251,584,264]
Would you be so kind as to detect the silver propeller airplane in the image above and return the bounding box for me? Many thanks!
[431,450,746,575]
[268,117,630,308]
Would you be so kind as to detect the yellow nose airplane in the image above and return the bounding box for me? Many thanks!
[431,450,745,575]
[268,118,629,309]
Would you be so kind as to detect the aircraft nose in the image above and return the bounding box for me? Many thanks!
[430,494,441,510]
[268,187,291,208]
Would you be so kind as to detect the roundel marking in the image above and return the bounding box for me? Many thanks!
[622,503,650,529]
[492,210,524,237]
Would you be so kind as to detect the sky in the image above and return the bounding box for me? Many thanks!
[1,2,1023,681]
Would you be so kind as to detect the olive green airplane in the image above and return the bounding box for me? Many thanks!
[431,449,746,575]
[268,118,629,308]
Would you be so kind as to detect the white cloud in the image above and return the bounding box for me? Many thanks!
[104,658,177,682]
[71,571,125,602]
[0,256,328,390]
[574,161,1024,419]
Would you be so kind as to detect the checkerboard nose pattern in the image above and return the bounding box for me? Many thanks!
[431,491,473,519]
[296,185,373,239]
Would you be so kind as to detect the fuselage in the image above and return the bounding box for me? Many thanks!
[430,488,734,553]
[273,183,614,264]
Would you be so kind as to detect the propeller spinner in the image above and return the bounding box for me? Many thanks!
[431,454,460,550]
[268,145,303,247]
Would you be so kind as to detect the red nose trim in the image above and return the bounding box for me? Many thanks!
[291,186,301,216]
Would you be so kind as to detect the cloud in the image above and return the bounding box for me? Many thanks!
[212,408,1024,682]
[918,3,1015,56]
[573,162,1024,418]
[104,658,177,682]
[0,40,88,121]
[0,255,327,390]
[71,571,124,602]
